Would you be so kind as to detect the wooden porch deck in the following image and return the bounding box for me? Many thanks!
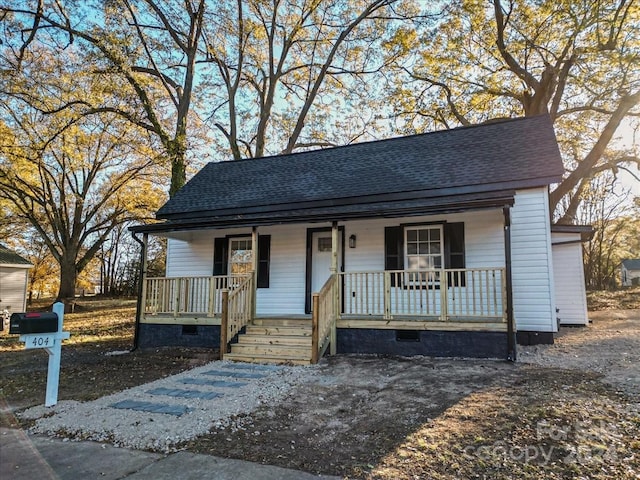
[140,268,508,363]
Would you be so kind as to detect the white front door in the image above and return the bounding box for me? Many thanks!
[311,231,342,294]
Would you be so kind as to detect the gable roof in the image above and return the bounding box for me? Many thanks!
[137,115,564,232]
[622,259,640,271]
[0,244,32,267]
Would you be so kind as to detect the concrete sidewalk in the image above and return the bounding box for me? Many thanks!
[1,427,341,480]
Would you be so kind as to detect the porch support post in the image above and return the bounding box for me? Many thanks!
[330,221,338,274]
[251,226,258,322]
[140,233,149,322]
[330,221,338,355]
[220,289,229,359]
[311,293,319,364]
[131,232,148,350]
[503,206,516,361]
[440,268,448,322]
[174,278,181,319]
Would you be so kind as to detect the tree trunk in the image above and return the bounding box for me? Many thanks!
[169,147,187,198]
[56,257,78,306]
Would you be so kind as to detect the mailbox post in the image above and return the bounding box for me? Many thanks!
[11,302,70,407]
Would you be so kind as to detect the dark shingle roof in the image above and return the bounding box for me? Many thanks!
[150,115,563,228]
[0,244,32,266]
[622,259,640,271]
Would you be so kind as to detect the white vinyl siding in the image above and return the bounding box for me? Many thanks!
[254,224,308,315]
[345,210,505,273]
[163,211,507,317]
[166,225,309,315]
[510,188,556,332]
[552,233,588,325]
[162,201,557,333]
[166,237,215,277]
[333,212,507,318]
[0,266,30,312]
[621,264,640,287]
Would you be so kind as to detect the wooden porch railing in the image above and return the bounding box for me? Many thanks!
[311,274,338,364]
[220,274,255,358]
[340,268,506,321]
[143,274,250,318]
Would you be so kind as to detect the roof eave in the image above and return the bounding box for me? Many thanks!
[156,177,556,222]
[131,193,516,235]
[0,263,33,269]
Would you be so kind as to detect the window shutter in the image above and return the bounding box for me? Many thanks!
[257,235,271,288]
[385,226,404,287]
[444,222,465,286]
[213,237,228,275]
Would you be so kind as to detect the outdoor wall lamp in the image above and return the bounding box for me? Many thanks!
[349,234,357,248]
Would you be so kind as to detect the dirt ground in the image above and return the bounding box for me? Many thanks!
[2,296,640,479]
[181,308,640,479]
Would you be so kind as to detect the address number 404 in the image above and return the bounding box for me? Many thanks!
[25,335,55,349]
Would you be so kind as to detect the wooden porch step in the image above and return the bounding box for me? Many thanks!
[252,317,312,327]
[224,317,314,365]
[222,352,311,365]
[237,334,312,346]
[230,343,311,358]
[245,325,312,336]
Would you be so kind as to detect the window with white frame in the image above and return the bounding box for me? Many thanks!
[405,225,443,284]
[228,238,253,274]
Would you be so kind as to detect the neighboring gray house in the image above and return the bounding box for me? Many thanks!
[621,259,640,287]
[0,244,32,320]
[131,115,568,363]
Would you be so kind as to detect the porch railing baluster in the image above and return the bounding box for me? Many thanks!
[337,268,506,323]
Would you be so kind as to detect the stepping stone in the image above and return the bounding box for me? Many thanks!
[203,370,266,379]
[223,363,281,372]
[110,400,190,416]
[181,378,247,388]
[147,387,222,400]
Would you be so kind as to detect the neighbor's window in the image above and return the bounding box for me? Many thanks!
[229,238,253,274]
[405,225,443,284]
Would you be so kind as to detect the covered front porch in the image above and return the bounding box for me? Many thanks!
[139,264,508,363]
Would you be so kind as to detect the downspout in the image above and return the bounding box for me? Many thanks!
[503,206,516,361]
[131,231,148,352]
[251,226,258,322]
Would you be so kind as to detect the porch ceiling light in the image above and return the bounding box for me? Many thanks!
[349,234,356,248]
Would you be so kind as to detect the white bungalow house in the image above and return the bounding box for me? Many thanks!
[621,259,640,287]
[0,244,32,327]
[131,115,570,364]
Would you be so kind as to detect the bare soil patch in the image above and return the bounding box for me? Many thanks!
[182,355,639,479]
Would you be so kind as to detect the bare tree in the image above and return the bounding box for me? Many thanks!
[2,0,208,196]
[387,0,640,219]
[0,106,162,301]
